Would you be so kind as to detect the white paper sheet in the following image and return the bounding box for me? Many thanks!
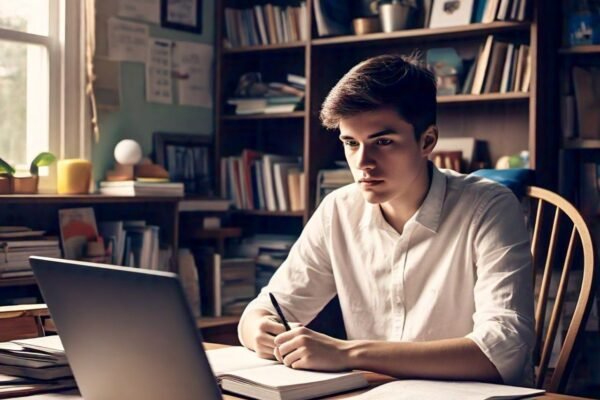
[172,41,213,108]
[205,347,278,376]
[350,380,545,400]
[107,17,149,63]
[118,0,160,24]
[165,0,197,27]
[146,38,173,104]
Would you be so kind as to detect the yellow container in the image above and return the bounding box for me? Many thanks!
[57,159,92,194]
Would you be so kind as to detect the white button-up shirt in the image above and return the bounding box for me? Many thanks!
[239,166,535,386]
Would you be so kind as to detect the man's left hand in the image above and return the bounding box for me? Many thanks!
[273,326,351,371]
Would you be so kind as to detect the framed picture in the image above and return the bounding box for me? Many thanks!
[160,0,202,34]
[153,132,214,196]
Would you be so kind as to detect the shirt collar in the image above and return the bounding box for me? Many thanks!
[414,163,446,233]
[359,163,447,234]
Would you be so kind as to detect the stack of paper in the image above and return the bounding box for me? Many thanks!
[0,336,72,380]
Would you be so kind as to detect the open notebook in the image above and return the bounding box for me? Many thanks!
[206,346,368,400]
[351,380,545,400]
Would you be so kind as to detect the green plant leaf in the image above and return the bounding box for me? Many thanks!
[29,152,56,175]
[0,158,15,175]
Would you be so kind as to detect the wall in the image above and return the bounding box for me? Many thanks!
[92,0,215,182]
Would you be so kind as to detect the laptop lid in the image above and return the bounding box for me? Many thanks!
[29,256,222,400]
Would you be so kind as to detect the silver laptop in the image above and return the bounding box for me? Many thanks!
[29,256,222,400]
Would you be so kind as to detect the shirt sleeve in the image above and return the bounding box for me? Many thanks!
[238,194,337,346]
[465,188,536,386]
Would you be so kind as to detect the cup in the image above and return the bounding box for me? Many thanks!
[57,159,92,194]
[379,2,412,33]
[352,17,381,35]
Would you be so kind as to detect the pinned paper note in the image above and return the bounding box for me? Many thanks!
[118,0,160,24]
[146,39,173,104]
[172,41,213,108]
[107,17,148,63]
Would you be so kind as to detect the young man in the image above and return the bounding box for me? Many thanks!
[238,54,535,386]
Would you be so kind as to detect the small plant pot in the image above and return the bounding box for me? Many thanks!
[13,175,39,194]
[0,175,12,194]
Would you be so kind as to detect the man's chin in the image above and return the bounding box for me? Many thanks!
[360,190,387,204]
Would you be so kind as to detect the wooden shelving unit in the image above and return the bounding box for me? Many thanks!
[311,21,531,47]
[221,111,305,121]
[215,0,556,226]
[562,139,600,150]
[558,45,600,55]
[0,195,181,295]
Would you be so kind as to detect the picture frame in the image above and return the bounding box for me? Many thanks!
[153,132,214,196]
[160,0,202,34]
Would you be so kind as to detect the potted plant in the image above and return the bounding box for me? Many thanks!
[0,152,57,194]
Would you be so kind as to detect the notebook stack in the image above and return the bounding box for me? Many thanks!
[0,336,75,398]
[0,227,62,279]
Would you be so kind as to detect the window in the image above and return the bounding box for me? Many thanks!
[0,0,88,190]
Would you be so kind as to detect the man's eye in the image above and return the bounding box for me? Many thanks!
[344,140,359,147]
[376,138,392,145]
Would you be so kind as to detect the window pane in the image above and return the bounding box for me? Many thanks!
[0,40,49,169]
[0,1,49,36]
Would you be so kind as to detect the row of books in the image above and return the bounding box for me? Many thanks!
[98,220,171,270]
[0,227,61,279]
[465,35,531,95]
[221,150,306,212]
[227,73,305,115]
[224,2,308,48]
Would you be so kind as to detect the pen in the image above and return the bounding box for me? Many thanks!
[269,292,291,331]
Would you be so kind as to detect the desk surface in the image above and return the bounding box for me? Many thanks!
[6,343,593,400]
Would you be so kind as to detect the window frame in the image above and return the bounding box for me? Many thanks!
[0,0,90,192]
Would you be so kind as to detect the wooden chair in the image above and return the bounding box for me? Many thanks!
[0,304,50,341]
[527,186,596,393]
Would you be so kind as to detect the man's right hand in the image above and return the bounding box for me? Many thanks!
[242,310,287,359]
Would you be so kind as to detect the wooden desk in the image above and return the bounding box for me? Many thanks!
[5,343,593,399]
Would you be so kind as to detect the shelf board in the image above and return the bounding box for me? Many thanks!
[562,139,600,149]
[437,92,529,104]
[0,276,37,288]
[188,227,243,240]
[312,21,530,47]
[0,194,182,204]
[223,41,306,54]
[234,209,305,217]
[221,111,305,121]
[559,45,600,55]
[197,316,240,329]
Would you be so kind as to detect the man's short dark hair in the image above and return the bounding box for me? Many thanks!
[320,54,437,140]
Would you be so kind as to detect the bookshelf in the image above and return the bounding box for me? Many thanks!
[0,195,180,293]
[215,0,557,227]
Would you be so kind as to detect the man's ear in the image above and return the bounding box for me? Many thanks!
[420,125,438,156]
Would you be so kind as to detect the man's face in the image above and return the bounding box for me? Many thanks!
[339,108,432,205]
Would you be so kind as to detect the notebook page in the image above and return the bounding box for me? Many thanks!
[205,346,278,376]
[222,364,363,390]
[351,380,545,400]
[13,335,65,354]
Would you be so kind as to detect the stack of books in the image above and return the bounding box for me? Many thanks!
[463,35,531,95]
[0,335,75,397]
[0,227,62,279]
[234,234,296,293]
[227,74,305,115]
[221,149,305,212]
[315,167,354,206]
[223,2,308,48]
[98,180,184,196]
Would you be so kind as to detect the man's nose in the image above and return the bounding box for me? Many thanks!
[356,145,376,171]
